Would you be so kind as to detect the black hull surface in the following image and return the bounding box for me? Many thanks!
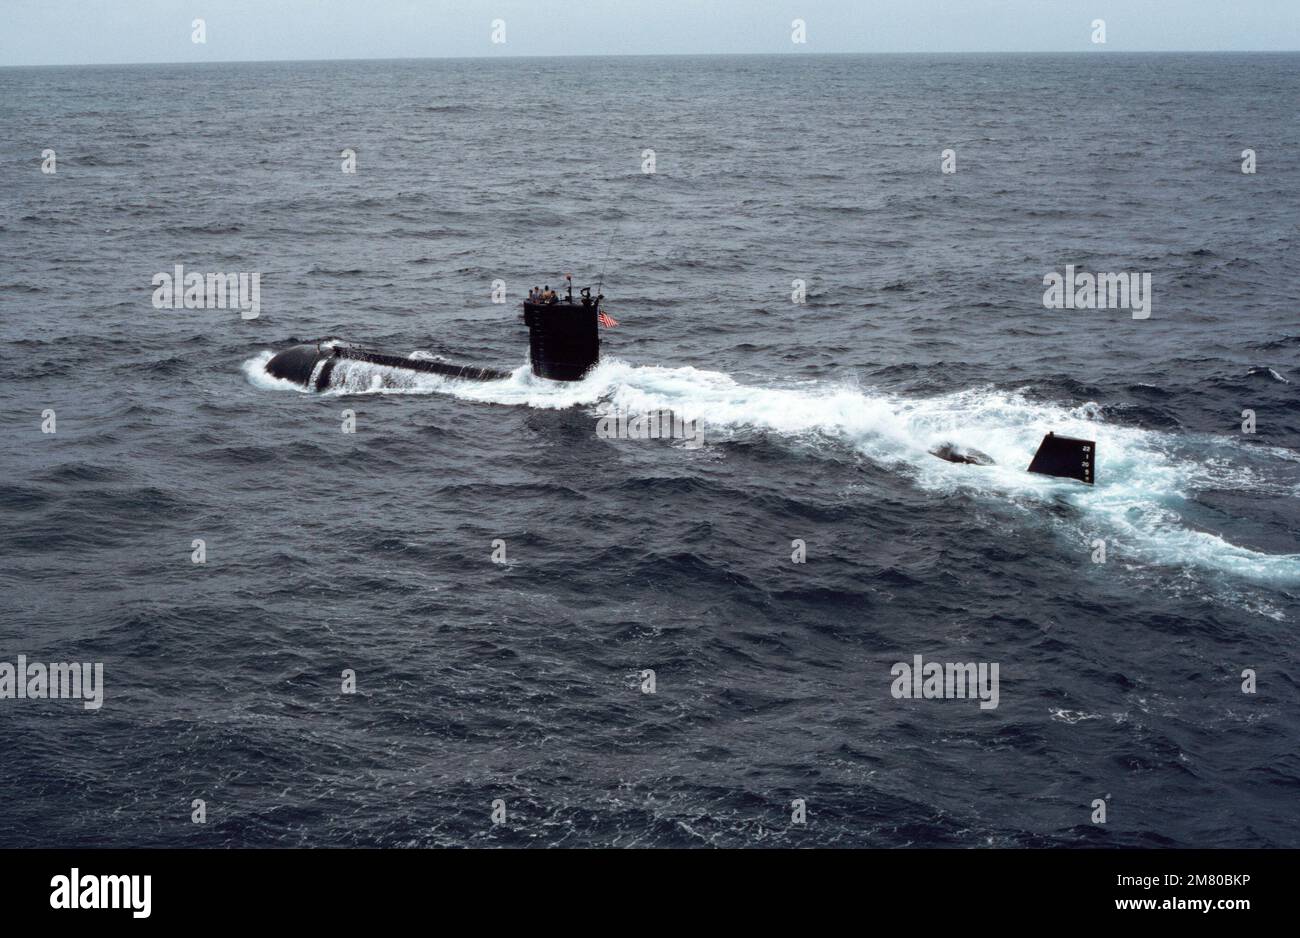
[523,300,600,381]
[266,341,510,391]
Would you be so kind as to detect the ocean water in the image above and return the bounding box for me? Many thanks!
[1,53,1297,848]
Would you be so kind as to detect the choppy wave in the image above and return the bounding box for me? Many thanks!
[10,51,1298,848]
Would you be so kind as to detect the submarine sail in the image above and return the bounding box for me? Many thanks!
[523,297,600,381]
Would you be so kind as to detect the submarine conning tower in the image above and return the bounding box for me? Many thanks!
[522,289,602,381]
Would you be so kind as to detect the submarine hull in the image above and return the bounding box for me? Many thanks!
[266,342,511,392]
[262,321,1098,484]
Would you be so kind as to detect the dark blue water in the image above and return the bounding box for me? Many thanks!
[1,54,1297,847]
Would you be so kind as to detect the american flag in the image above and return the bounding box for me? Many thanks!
[597,311,618,328]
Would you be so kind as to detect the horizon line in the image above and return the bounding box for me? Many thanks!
[3,48,1298,70]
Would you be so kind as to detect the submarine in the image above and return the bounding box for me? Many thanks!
[263,278,1094,484]
[930,432,1094,484]
[265,279,602,391]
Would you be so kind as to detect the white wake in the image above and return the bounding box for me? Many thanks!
[245,351,1300,584]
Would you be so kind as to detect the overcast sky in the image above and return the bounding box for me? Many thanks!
[3,1,1297,67]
